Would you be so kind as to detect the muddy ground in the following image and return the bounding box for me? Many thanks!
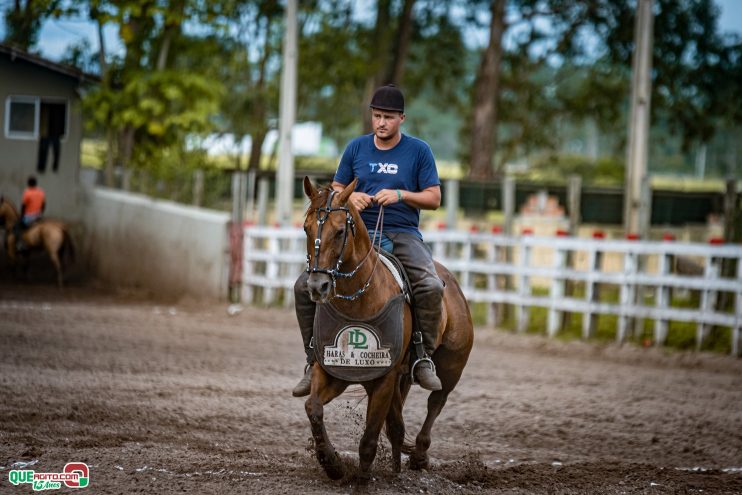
[1,280,741,494]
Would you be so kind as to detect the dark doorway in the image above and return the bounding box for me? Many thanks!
[37,101,67,173]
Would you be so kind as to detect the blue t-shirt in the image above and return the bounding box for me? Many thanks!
[334,133,440,237]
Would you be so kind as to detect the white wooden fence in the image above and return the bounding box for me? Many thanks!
[242,226,742,356]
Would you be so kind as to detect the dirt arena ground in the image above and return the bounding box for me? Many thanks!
[1,281,741,494]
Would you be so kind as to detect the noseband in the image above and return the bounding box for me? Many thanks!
[306,190,383,301]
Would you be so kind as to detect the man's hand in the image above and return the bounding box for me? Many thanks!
[373,189,404,206]
[349,192,374,211]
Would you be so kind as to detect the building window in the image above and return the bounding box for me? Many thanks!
[5,96,38,139]
[4,97,68,141]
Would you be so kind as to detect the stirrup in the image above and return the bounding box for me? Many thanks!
[410,356,436,386]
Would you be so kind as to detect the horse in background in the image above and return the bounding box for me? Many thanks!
[300,177,473,482]
[0,196,75,287]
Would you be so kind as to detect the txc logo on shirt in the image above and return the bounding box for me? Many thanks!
[368,163,398,174]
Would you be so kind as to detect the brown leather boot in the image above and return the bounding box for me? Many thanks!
[414,359,442,391]
[292,363,313,397]
[412,278,444,391]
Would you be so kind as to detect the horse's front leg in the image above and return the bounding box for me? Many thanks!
[305,364,347,480]
[358,371,398,481]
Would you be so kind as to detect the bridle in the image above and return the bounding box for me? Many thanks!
[306,189,384,301]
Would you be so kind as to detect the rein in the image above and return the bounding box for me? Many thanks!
[306,190,384,301]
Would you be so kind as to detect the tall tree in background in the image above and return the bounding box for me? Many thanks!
[586,0,741,153]
[468,0,505,180]
[83,0,223,175]
[360,0,417,132]
[217,0,283,172]
[2,0,62,50]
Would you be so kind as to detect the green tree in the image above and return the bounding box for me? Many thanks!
[2,0,63,50]
[80,0,224,181]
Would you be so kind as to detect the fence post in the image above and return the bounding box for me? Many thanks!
[654,235,674,346]
[502,177,515,236]
[618,235,639,343]
[192,169,204,207]
[446,179,459,230]
[284,234,303,308]
[264,232,280,305]
[547,232,568,337]
[734,256,742,357]
[122,168,132,191]
[246,169,257,222]
[460,230,473,300]
[242,228,255,304]
[229,172,247,303]
[488,226,504,327]
[516,232,532,334]
[502,177,516,325]
[582,231,604,339]
[257,177,270,225]
[697,240,722,350]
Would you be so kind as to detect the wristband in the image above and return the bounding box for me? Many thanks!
[396,189,403,202]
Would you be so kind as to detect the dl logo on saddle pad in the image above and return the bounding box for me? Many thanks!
[323,325,392,367]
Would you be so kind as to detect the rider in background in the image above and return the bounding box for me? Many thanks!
[293,84,444,396]
[14,175,46,251]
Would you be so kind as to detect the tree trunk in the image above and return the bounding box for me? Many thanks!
[93,8,116,187]
[362,0,393,133]
[469,0,506,180]
[248,131,267,172]
[386,0,416,86]
[156,0,185,71]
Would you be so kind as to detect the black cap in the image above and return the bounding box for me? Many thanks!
[370,84,404,112]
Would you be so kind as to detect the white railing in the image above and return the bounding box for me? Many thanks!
[242,226,742,356]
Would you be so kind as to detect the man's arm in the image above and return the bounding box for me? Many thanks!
[374,185,441,210]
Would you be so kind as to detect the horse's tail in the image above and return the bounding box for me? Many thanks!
[61,228,75,266]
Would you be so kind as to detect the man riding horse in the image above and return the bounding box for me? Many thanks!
[13,176,46,252]
[293,84,444,395]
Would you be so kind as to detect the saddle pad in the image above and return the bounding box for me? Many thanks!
[313,294,406,382]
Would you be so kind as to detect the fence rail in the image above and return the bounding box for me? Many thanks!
[242,226,742,356]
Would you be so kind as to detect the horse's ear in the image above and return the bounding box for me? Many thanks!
[303,176,318,199]
[337,178,358,205]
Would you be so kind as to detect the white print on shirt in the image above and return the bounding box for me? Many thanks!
[368,162,398,174]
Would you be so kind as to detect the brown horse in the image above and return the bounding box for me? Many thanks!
[0,196,74,286]
[301,177,473,481]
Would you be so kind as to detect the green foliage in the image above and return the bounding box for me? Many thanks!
[84,68,222,167]
[2,0,64,50]
[11,0,739,182]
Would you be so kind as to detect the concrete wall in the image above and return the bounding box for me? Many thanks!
[0,55,84,220]
[83,187,230,300]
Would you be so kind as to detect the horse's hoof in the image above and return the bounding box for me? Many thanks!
[408,452,429,471]
[324,460,345,480]
[353,471,371,485]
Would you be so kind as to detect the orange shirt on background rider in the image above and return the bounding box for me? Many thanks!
[22,187,45,216]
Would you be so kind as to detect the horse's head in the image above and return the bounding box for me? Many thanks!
[302,176,363,303]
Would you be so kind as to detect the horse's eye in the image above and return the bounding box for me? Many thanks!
[336,229,345,238]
